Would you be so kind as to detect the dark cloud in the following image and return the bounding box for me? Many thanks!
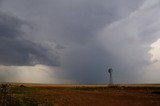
[2,0,158,84]
[0,13,23,38]
[46,0,145,84]
[0,12,61,66]
[41,0,144,45]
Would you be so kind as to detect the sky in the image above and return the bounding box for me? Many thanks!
[0,0,160,84]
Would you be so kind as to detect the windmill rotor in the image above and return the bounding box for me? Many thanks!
[108,68,113,73]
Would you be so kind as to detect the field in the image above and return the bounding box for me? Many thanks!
[0,84,160,106]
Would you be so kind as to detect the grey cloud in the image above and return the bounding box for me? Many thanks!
[99,0,160,83]
[0,0,152,84]
[0,12,61,66]
[47,0,145,84]
[1,0,144,44]
[0,13,23,38]
[48,0,144,44]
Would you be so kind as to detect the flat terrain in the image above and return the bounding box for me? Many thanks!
[1,84,160,106]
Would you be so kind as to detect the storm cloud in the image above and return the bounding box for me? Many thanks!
[0,12,61,66]
[0,0,159,84]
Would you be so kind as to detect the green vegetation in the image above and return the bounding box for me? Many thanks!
[0,85,40,106]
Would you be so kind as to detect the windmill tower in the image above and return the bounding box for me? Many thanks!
[108,68,113,85]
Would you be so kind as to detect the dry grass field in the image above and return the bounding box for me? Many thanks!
[0,83,160,106]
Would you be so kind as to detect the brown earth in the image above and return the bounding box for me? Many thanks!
[2,84,160,106]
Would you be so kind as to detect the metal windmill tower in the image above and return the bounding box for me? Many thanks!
[108,68,113,85]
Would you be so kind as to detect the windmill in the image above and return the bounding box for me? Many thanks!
[108,68,113,85]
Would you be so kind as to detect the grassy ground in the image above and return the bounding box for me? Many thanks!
[1,84,160,106]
